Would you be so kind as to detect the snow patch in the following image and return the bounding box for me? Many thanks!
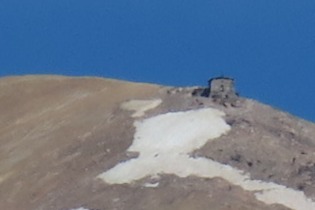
[98,108,230,183]
[98,108,315,210]
[120,99,162,117]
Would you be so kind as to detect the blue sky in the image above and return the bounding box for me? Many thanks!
[1,0,315,121]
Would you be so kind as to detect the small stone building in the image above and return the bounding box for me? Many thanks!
[192,76,239,105]
[193,76,238,105]
[209,77,237,99]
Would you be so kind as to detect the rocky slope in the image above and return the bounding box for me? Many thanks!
[1,75,315,210]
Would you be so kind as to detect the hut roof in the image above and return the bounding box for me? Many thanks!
[208,76,234,83]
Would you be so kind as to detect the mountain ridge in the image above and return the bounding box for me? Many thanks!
[1,75,315,210]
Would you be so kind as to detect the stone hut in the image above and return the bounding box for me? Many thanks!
[209,77,236,97]
[192,76,238,105]
[191,76,239,105]
[208,77,238,105]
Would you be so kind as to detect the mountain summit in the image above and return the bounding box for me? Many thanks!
[1,76,315,210]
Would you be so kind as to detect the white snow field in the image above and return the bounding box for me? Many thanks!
[98,107,315,210]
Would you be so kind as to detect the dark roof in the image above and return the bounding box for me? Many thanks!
[208,76,234,83]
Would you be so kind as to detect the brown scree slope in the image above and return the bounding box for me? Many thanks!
[1,75,315,210]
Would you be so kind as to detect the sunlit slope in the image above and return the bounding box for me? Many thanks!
[0,76,160,210]
[1,75,315,210]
